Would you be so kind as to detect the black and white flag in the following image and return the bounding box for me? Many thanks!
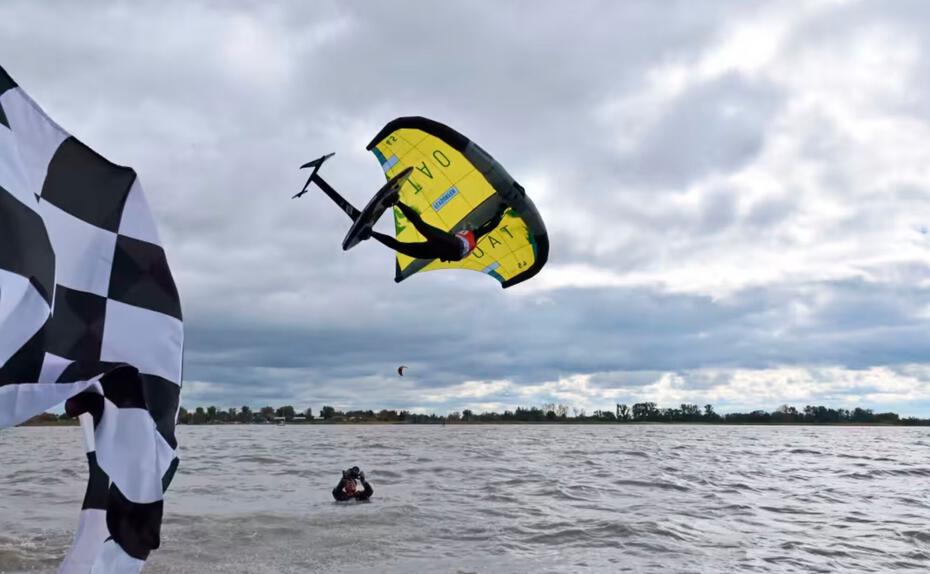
[0,65,183,573]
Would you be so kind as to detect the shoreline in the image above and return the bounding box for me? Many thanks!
[17,420,929,427]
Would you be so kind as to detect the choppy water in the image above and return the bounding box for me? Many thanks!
[1,424,929,573]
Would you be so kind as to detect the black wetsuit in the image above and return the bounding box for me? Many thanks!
[332,478,374,501]
[370,202,506,262]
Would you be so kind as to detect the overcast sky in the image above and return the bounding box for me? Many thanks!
[3,0,930,415]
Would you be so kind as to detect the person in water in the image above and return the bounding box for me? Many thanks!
[363,198,508,262]
[332,466,373,502]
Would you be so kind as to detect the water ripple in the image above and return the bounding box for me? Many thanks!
[1,425,929,573]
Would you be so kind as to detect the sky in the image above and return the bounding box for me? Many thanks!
[2,0,929,415]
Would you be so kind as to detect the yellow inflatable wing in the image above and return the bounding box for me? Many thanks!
[366,117,548,288]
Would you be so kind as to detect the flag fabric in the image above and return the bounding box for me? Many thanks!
[0,65,183,573]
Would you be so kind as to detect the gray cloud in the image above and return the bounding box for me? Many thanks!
[617,73,782,189]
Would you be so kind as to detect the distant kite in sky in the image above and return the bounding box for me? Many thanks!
[297,116,549,288]
[0,65,183,573]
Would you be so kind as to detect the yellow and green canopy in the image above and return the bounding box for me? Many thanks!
[366,117,548,288]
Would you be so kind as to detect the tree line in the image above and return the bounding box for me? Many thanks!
[174,402,930,425]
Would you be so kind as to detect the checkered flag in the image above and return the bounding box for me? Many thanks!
[0,66,183,573]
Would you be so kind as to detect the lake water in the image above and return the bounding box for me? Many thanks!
[1,424,929,573]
